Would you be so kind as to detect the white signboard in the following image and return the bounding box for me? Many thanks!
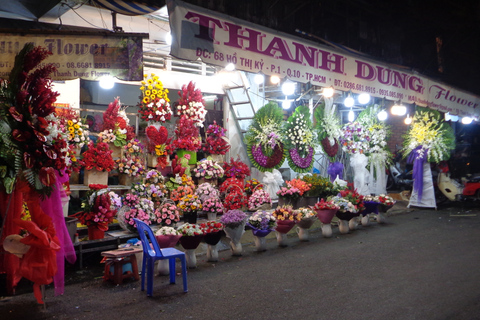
[168,0,480,118]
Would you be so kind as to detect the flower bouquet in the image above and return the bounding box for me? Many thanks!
[72,184,116,239]
[0,43,70,195]
[276,185,301,207]
[247,210,277,251]
[176,81,207,126]
[178,194,202,224]
[223,157,251,180]
[145,124,173,170]
[223,183,248,211]
[154,202,180,226]
[272,205,300,246]
[301,174,343,198]
[244,102,286,172]
[330,194,362,234]
[202,121,230,159]
[220,209,247,255]
[177,223,204,268]
[219,177,245,195]
[131,178,166,209]
[193,158,225,182]
[283,105,316,173]
[120,195,155,232]
[195,182,220,202]
[245,178,263,197]
[155,226,181,248]
[101,98,135,148]
[60,107,89,150]
[247,188,272,211]
[138,73,172,123]
[200,220,224,261]
[117,156,145,184]
[170,185,195,203]
[294,207,317,241]
[287,178,314,207]
[202,197,225,220]
[172,116,202,164]
[312,198,339,237]
[80,141,115,185]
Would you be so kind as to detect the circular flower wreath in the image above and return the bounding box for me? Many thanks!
[283,105,316,173]
[339,121,371,155]
[244,102,286,172]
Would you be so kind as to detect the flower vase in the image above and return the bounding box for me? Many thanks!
[336,211,357,234]
[88,225,105,240]
[147,154,158,168]
[315,209,337,238]
[108,143,123,159]
[183,211,198,224]
[349,217,359,230]
[337,220,350,234]
[119,173,134,186]
[296,217,316,241]
[278,197,299,208]
[154,234,182,274]
[203,231,223,262]
[361,214,370,227]
[224,222,246,256]
[296,196,318,208]
[179,235,204,268]
[275,220,296,247]
[250,227,273,251]
[83,169,108,186]
[376,213,387,224]
[207,212,217,221]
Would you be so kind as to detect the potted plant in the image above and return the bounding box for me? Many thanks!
[247,210,277,251]
[219,209,247,256]
[72,184,117,239]
[200,220,224,261]
[79,140,115,186]
[178,194,202,224]
[272,205,301,247]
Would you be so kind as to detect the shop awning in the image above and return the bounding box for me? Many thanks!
[91,0,163,16]
[167,0,480,119]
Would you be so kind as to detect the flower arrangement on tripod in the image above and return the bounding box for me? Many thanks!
[223,157,251,180]
[172,116,202,158]
[283,105,316,172]
[176,81,207,126]
[0,43,70,195]
[314,99,342,162]
[100,97,135,148]
[138,73,172,123]
[244,102,286,172]
[59,106,89,149]
[145,124,173,169]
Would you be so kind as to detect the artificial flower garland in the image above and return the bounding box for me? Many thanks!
[244,102,286,172]
[314,99,342,161]
[283,105,316,172]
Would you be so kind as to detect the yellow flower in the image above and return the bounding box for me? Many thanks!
[150,94,156,100]
[147,85,153,90]
[74,124,80,129]
[152,89,158,95]
[67,120,73,126]
[147,79,153,84]
[145,90,151,96]
[143,97,150,104]
[128,148,134,153]
[140,86,145,91]
[68,133,74,140]
[68,126,75,133]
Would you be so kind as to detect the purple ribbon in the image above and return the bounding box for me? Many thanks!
[407,146,428,201]
[327,162,344,182]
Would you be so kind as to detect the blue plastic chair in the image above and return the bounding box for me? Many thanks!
[133,219,188,295]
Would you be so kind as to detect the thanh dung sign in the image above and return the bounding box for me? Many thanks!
[168,0,480,118]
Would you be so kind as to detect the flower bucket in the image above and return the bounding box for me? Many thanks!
[278,197,299,208]
[199,177,218,186]
[250,227,273,238]
[315,209,337,224]
[336,211,358,221]
[183,211,198,224]
[275,220,296,234]
[108,143,123,159]
[179,234,204,250]
[177,149,197,165]
[118,173,139,186]
[379,204,393,213]
[297,196,318,208]
[83,170,108,186]
[88,225,105,240]
[155,234,181,248]
[224,222,246,256]
[203,231,223,246]
[363,201,379,215]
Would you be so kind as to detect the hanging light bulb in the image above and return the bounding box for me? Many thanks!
[377,110,388,121]
[270,75,280,84]
[254,73,264,84]
[281,80,296,96]
[99,76,115,89]
[461,117,473,124]
[404,114,412,125]
[344,94,354,107]
[323,87,334,98]
[225,63,235,71]
[282,98,291,110]
[358,93,371,104]
[391,101,407,116]
[348,107,355,122]
[165,32,172,45]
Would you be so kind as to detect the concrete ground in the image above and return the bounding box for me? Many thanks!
[1,200,480,320]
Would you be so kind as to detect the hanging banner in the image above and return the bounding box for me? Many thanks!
[0,32,146,81]
[167,0,480,118]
